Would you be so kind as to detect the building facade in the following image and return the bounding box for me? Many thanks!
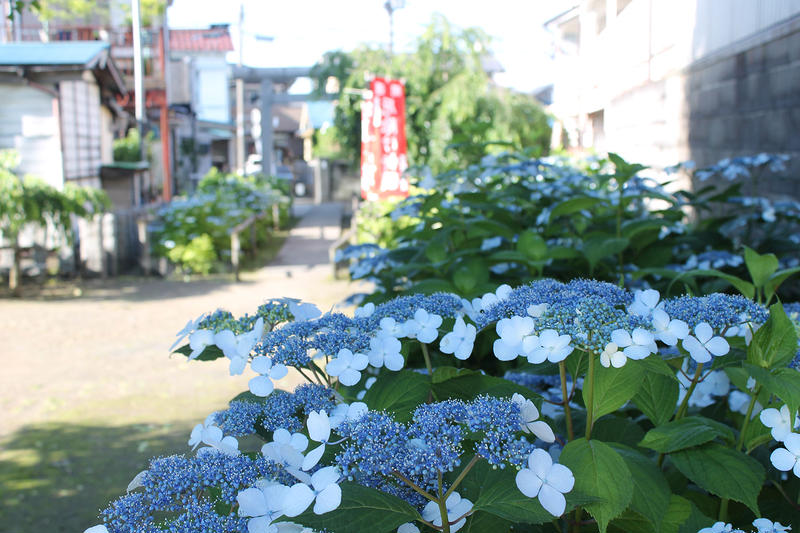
[547,0,800,195]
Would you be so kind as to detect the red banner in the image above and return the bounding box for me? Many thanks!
[360,77,409,200]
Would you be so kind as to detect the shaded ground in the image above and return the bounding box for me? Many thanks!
[0,201,367,532]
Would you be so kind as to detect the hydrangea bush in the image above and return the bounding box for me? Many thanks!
[87,279,800,533]
[342,153,800,304]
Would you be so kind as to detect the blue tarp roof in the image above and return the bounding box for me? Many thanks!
[0,41,109,66]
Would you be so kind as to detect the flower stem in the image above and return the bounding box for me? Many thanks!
[443,455,480,501]
[438,470,451,533]
[674,362,704,420]
[391,470,437,502]
[421,342,434,376]
[719,387,760,521]
[559,361,574,441]
[585,353,596,440]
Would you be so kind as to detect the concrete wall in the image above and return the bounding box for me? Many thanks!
[686,14,800,197]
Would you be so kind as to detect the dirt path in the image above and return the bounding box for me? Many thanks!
[0,201,368,532]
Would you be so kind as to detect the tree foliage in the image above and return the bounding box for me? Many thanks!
[0,150,109,295]
[312,15,551,173]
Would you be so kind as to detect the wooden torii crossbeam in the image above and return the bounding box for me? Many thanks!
[232,66,333,177]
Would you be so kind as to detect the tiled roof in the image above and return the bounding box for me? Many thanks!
[0,41,109,66]
[169,28,234,53]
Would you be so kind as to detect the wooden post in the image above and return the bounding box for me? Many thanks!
[272,202,279,231]
[250,223,257,254]
[97,215,108,279]
[10,237,21,297]
[231,230,240,282]
[137,217,150,275]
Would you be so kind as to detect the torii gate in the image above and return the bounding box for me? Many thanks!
[232,66,332,178]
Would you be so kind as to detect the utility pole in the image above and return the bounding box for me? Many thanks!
[235,2,245,174]
[131,0,146,160]
[384,0,404,56]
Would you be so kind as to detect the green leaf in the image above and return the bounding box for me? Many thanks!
[591,416,646,448]
[517,230,547,260]
[745,365,800,416]
[747,303,798,369]
[487,250,529,264]
[743,246,779,288]
[609,444,671,531]
[560,438,633,533]
[293,482,421,533]
[681,269,755,300]
[361,370,430,422]
[463,511,514,533]
[453,265,478,293]
[632,372,679,426]
[172,343,225,362]
[431,366,477,384]
[582,236,629,271]
[659,495,714,533]
[765,266,800,303]
[669,443,764,515]
[407,278,456,295]
[585,361,644,426]
[639,416,735,453]
[431,373,541,404]
[550,195,607,218]
[467,459,559,524]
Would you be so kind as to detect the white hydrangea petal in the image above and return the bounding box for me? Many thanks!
[338,368,362,387]
[229,356,248,376]
[421,501,439,522]
[273,429,291,445]
[397,523,420,533]
[301,444,325,471]
[529,420,556,443]
[314,483,342,514]
[351,352,370,371]
[384,351,405,371]
[546,464,575,493]
[611,329,632,347]
[529,448,553,478]
[784,433,800,454]
[282,483,315,517]
[237,487,269,517]
[247,516,274,533]
[251,356,273,375]
[538,484,567,516]
[326,357,348,377]
[493,339,519,361]
[311,466,340,491]
[515,468,543,498]
[270,364,289,380]
[289,433,309,452]
[705,336,730,357]
[249,376,275,397]
[307,411,331,442]
[682,336,711,363]
[694,322,713,343]
[770,447,797,471]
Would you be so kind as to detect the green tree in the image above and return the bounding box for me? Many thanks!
[312,15,551,173]
[0,151,109,296]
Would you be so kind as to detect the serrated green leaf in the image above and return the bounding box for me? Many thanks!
[463,511,514,533]
[517,230,547,260]
[431,366,477,384]
[744,246,779,289]
[639,416,735,453]
[173,343,225,362]
[591,416,645,448]
[560,438,633,533]
[747,303,798,369]
[582,236,629,271]
[361,370,430,422]
[669,443,764,515]
[550,196,607,218]
[467,460,560,524]
[765,266,800,303]
[682,269,755,300]
[431,373,541,404]
[745,364,800,416]
[609,444,670,531]
[585,361,644,427]
[293,482,421,533]
[632,372,679,426]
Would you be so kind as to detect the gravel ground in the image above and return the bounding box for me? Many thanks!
[0,202,368,532]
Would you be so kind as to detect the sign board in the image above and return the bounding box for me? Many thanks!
[360,77,409,200]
